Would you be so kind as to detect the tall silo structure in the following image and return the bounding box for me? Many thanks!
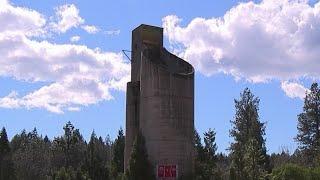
[125,24,194,179]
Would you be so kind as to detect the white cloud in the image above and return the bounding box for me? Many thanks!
[68,107,81,112]
[0,78,113,114]
[82,25,100,34]
[0,91,20,108]
[50,4,84,33]
[0,1,130,113]
[281,81,309,100]
[104,29,120,36]
[0,0,46,36]
[162,0,320,84]
[70,35,80,42]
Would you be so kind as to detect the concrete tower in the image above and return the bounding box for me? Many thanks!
[125,24,194,179]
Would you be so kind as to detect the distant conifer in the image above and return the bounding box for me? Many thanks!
[111,128,125,178]
[296,82,320,166]
[0,127,16,180]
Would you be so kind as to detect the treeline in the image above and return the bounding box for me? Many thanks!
[193,85,320,180]
[0,122,126,180]
[0,83,320,180]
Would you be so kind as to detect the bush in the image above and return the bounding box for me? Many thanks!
[271,164,320,180]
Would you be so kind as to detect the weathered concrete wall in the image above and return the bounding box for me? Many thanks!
[124,81,140,169]
[125,24,194,179]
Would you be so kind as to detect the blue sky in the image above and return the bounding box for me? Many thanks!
[0,0,319,154]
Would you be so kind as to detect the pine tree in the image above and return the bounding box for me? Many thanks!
[51,122,86,172]
[53,167,90,180]
[105,135,113,169]
[125,131,154,180]
[111,128,125,178]
[85,131,110,180]
[0,127,16,180]
[229,166,237,180]
[203,129,218,179]
[243,138,266,180]
[44,135,50,144]
[229,88,268,180]
[194,129,221,180]
[0,127,10,157]
[204,129,217,165]
[10,129,27,152]
[11,128,51,179]
[63,121,75,168]
[194,130,205,179]
[296,82,320,166]
[194,130,205,161]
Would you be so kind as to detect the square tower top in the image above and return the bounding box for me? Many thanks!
[132,24,163,48]
[131,24,164,81]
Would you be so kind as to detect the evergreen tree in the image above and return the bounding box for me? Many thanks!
[269,164,320,180]
[243,138,266,180]
[296,82,320,166]
[11,128,51,180]
[10,129,28,152]
[203,129,219,179]
[0,127,10,158]
[53,167,90,180]
[194,129,221,180]
[229,166,236,180]
[0,127,16,180]
[105,135,113,169]
[51,122,86,173]
[85,131,110,180]
[229,88,268,180]
[111,128,125,178]
[44,135,50,144]
[215,153,230,180]
[69,129,86,168]
[125,131,154,180]
[194,130,205,161]
[63,121,75,168]
[194,130,206,179]
[53,167,76,180]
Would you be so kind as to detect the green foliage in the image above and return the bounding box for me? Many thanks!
[229,166,237,180]
[111,128,125,178]
[4,85,320,179]
[229,88,268,180]
[194,129,222,180]
[243,138,267,180]
[0,127,16,180]
[311,167,320,179]
[204,129,218,165]
[296,83,320,166]
[194,130,206,179]
[215,153,230,180]
[270,164,320,180]
[0,127,10,154]
[84,131,110,180]
[54,167,77,180]
[194,130,204,160]
[51,121,87,177]
[53,167,91,180]
[11,128,51,180]
[7,122,114,180]
[125,131,155,180]
[203,129,219,179]
[270,149,291,170]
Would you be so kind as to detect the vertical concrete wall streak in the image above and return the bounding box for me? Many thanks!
[124,81,140,169]
[125,24,194,179]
